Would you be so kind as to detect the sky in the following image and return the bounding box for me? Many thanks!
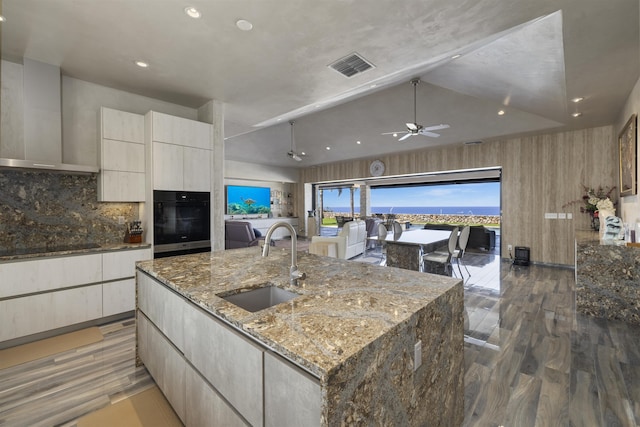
[322,182,500,207]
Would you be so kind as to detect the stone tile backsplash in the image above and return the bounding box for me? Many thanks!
[0,170,139,252]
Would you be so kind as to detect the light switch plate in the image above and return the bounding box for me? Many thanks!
[414,340,422,371]
[544,213,558,219]
[558,213,567,219]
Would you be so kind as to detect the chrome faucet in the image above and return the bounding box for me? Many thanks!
[262,222,306,287]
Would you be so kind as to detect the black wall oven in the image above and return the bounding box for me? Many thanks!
[153,190,211,258]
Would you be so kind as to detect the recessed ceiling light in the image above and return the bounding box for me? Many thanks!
[498,110,505,116]
[572,97,584,103]
[393,133,398,138]
[326,146,331,150]
[134,60,149,68]
[572,112,582,117]
[0,15,6,22]
[301,151,306,156]
[356,140,361,145]
[236,19,253,31]
[184,7,201,18]
[451,54,462,59]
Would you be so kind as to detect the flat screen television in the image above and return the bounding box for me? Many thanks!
[226,185,271,215]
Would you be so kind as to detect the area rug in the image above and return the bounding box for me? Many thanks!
[0,327,104,370]
[76,386,183,427]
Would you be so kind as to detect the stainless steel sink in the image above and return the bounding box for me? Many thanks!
[219,285,299,312]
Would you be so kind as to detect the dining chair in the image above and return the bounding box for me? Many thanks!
[377,223,388,265]
[453,225,471,277]
[392,221,403,240]
[422,226,459,275]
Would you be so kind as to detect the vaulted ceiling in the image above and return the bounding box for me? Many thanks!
[1,0,638,167]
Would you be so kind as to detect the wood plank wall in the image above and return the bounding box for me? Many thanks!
[296,125,617,266]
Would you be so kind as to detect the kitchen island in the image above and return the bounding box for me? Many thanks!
[575,230,640,325]
[136,247,463,426]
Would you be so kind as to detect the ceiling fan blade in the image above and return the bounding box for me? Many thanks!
[381,131,408,136]
[419,131,441,138]
[422,123,450,131]
[398,133,413,141]
[406,122,418,131]
[288,151,302,161]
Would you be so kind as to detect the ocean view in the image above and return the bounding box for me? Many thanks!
[327,206,501,216]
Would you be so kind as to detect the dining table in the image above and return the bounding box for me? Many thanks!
[383,229,453,273]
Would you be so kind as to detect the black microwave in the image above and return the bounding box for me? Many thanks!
[153,190,211,257]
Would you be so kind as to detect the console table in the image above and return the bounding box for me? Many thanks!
[575,230,640,325]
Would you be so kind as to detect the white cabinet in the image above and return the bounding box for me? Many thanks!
[183,301,263,426]
[151,111,211,149]
[0,285,103,342]
[137,271,185,351]
[102,248,151,316]
[147,111,213,192]
[102,248,150,281]
[137,313,186,424]
[264,352,321,427]
[0,247,151,344]
[185,363,248,427]
[137,273,323,426]
[0,254,102,298]
[98,107,146,202]
[183,146,211,192]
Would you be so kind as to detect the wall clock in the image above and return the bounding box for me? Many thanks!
[369,160,385,177]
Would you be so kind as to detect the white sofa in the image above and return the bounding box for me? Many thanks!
[310,219,367,259]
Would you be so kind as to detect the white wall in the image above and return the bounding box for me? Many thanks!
[62,76,198,166]
[224,159,298,183]
[616,74,640,229]
[0,60,24,159]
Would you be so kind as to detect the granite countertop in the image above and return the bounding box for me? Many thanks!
[0,242,151,262]
[575,229,630,247]
[136,247,461,379]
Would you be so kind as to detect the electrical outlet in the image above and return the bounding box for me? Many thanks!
[414,340,422,371]
[508,244,513,252]
[118,216,125,225]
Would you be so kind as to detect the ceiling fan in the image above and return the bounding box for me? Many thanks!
[382,78,450,141]
[287,120,304,161]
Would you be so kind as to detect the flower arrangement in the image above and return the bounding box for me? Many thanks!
[564,185,617,213]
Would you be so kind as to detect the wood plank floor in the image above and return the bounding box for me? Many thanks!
[1,253,639,426]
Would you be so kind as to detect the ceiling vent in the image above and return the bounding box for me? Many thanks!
[328,52,375,78]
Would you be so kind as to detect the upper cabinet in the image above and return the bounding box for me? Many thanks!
[98,108,146,202]
[146,111,213,192]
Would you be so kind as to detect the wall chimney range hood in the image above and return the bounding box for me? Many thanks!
[0,58,99,174]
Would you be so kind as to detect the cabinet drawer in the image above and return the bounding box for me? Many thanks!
[264,352,321,427]
[137,271,185,351]
[103,249,151,281]
[103,279,135,316]
[137,313,186,423]
[0,254,102,298]
[183,301,263,427]
[185,363,248,427]
[0,284,102,342]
